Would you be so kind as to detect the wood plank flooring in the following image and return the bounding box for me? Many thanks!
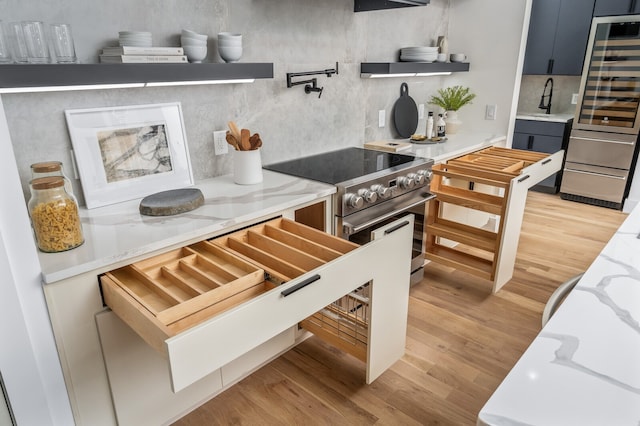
[173,192,627,426]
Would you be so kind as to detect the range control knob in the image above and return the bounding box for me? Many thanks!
[417,169,433,182]
[408,173,425,185]
[345,193,364,209]
[358,188,378,203]
[397,176,415,190]
[371,184,391,199]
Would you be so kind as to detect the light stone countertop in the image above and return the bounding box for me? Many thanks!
[38,170,336,284]
[516,112,575,123]
[478,203,640,425]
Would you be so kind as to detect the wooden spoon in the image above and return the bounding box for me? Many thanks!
[225,131,239,150]
[228,121,242,143]
[240,128,251,151]
[250,133,262,150]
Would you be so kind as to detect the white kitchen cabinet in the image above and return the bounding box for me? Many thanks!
[426,147,563,292]
[44,197,413,425]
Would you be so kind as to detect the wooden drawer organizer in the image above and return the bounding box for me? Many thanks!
[101,218,368,361]
[426,147,548,282]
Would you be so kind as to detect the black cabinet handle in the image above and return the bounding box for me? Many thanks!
[542,158,552,165]
[281,274,321,297]
[547,59,554,74]
[518,175,531,183]
[384,220,410,235]
[630,0,636,13]
[527,135,534,150]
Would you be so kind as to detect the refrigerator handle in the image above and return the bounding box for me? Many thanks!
[527,135,534,150]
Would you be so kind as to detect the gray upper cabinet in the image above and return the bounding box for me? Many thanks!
[523,0,595,75]
[593,0,640,16]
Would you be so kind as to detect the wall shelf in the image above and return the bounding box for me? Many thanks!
[361,61,469,78]
[0,63,274,93]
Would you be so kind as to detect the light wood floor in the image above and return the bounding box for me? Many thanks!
[173,192,627,426]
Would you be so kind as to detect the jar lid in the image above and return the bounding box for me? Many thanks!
[31,176,65,190]
[31,161,62,173]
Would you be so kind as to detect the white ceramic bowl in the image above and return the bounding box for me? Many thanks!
[218,45,242,63]
[218,32,242,39]
[218,39,241,45]
[181,29,207,41]
[183,45,207,63]
[181,36,207,46]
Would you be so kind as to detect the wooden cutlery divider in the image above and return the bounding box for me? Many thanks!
[426,147,548,281]
[101,217,368,361]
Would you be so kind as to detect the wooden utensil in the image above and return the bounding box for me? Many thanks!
[249,133,262,150]
[228,121,242,143]
[225,131,240,150]
[240,128,251,151]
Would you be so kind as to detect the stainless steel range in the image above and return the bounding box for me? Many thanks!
[263,147,435,283]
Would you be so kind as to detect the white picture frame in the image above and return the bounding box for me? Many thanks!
[65,102,194,209]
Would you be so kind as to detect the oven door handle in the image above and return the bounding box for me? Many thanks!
[342,192,435,235]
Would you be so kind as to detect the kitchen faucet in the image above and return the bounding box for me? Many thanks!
[538,77,554,114]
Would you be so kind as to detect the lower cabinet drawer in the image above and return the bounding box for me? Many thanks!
[100,216,413,392]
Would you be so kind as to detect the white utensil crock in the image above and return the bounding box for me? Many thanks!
[233,149,263,185]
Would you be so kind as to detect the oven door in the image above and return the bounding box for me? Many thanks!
[336,190,435,284]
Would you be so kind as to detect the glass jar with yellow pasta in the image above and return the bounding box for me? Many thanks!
[28,176,84,253]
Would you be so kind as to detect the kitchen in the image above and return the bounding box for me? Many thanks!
[0,1,638,425]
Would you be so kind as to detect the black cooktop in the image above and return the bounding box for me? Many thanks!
[263,147,422,185]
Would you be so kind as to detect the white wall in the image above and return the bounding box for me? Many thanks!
[447,0,532,143]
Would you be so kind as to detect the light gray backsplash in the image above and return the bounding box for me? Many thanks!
[517,74,581,116]
[3,0,450,206]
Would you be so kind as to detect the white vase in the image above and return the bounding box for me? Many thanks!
[445,110,461,134]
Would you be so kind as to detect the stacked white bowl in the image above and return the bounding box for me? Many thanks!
[181,29,207,63]
[119,31,152,47]
[400,46,439,62]
[217,32,242,63]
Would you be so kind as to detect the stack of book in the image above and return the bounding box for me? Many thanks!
[99,46,187,63]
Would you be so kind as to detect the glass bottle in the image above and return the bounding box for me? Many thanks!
[30,161,74,195]
[426,111,434,139]
[28,176,84,253]
[436,113,446,137]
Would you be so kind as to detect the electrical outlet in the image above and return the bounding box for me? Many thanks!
[418,103,425,120]
[378,109,385,128]
[571,93,579,105]
[213,130,228,155]
[485,104,497,120]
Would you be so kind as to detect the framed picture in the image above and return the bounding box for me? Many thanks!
[65,102,194,209]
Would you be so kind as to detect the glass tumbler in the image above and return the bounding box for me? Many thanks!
[0,21,12,63]
[7,22,28,63]
[50,23,77,63]
[22,21,50,63]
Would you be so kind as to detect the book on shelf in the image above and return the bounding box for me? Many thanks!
[101,46,184,56]
[99,54,188,63]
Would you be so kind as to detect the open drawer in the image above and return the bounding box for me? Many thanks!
[101,216,413,392]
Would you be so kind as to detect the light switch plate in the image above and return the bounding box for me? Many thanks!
[485,104,497,120]
[378,109,385,128]
[213,130,228,155]
[418,103,425,119]
[571,93,579,105]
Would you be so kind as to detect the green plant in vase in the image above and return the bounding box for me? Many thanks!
[429,85,476,134]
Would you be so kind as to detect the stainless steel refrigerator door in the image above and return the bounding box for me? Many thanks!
[566,129,637,169]
[560,162,628,203]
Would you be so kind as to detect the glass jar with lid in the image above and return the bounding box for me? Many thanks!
[28,176,84,253]
[30,161,74,195]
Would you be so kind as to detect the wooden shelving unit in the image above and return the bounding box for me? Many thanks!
[426,147,552,290]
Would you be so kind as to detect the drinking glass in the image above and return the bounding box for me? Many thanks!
[50,23,77,63]
[0,21,12,63]
[7,21,28,63]
[22,21,50,63]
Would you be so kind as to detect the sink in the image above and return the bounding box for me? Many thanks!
[516,112,574,122]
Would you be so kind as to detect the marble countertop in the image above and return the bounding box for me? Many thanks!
[478,204,640,425]
[38,170,336,284]
[516,112,575,123]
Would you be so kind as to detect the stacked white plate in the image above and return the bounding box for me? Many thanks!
[400,46,438,62]
[118,31,152,47]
